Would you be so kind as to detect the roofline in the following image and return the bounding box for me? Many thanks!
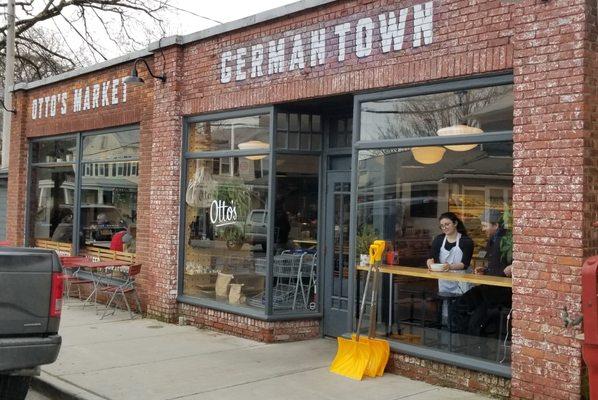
[14,0,337,92]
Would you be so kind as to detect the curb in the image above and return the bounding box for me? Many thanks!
[31,372,106,400]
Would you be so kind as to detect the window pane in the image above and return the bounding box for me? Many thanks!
[79,160,138,254]
[31,138,76,163]
[82,130,139,161]
[30,166,76,248]
[188,114,270,153]
[360,84,513,141]
[356,142,513,364]
[272,155,320,313]
[183,157,270,313]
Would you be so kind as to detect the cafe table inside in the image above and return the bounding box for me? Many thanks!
[355,259,513,371]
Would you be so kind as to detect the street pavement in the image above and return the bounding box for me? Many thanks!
[35,300,491,400]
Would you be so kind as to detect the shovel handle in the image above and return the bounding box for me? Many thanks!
[368,264,380,339]
[355,260,373,341]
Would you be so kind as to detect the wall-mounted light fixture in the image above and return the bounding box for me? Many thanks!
[123,58,166,86]
[0,99,16,114]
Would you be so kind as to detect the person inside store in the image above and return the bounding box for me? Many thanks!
[122,224,137,253]
[449,209,512,336]
[426,212,474,327]
[109,224,127,252]
[426,212,474,294]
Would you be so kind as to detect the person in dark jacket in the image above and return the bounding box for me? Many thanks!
[450,209,512,335]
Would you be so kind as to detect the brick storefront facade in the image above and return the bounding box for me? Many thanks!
[5,1,597,398]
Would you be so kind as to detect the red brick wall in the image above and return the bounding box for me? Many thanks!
[180,0,515,114]
[135,46,184,322]
[510,0,590,399]
[6,90,30,246]
[7,0,598,398]
[387,353,511,398]
[179,303,320,342]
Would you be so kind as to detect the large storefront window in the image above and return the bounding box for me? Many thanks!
[183,113,272,313]
[31,166,76,249]
[183,156,270,309]
[28,128,139,256]
[355,79,513,369]
[272,154,319,313]
[360,85,513,141]
[79,130,139,254]
[357,142,513,364]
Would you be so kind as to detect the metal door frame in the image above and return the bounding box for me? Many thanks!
[323,168,351,336]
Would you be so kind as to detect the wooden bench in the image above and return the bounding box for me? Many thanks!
[34,240,136,263]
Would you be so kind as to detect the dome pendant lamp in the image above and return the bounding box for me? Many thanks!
[411,146,446,165]
[437,90,483,152]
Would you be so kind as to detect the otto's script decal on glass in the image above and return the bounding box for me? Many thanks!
[209,200,238,227]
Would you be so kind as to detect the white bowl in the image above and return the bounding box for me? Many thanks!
[429,263,446,272]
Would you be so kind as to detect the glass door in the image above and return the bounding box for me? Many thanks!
[323,170,351,337]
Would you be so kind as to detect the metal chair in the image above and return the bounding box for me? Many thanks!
[59,256,92,300]
[99,263,142,319]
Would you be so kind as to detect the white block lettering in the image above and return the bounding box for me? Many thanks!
[250,44,264,78]
[111,79,119,105]
[413,1,434,47]
[31,99,37,120]
[334,23,351,62]
[355,18,374,58]
[379,9,408,53]
[73,88,83,112]
[268,38,285,75]
[49,95,57,117]
[101,81,110,106]
[289,34,305,71]
[82,87,91,111]
[60,92,67,115]
[220,51,233,83]
[310,28,326,67]
[236,48,247,81]
[92,83,100,108]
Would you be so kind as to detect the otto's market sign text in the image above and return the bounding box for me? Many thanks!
[30,77,128,120]
[220,1,433,84]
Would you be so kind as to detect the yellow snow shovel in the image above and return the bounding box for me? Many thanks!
[330,241,385,380]
[361,240,390,377]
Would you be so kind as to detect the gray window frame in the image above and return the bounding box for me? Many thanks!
[179,107,323,321]
[27,125,140,254]
[350,73,514,377]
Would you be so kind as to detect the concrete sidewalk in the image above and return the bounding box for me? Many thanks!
[36,300,491,400]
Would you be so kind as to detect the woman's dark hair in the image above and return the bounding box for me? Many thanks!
[438,212,468,236]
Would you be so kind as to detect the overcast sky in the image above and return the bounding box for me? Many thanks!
[164,0,298,35]
[38,0,299,66]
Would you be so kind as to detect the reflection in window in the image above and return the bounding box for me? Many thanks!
[80,130,139,254]
[356,142,513,364]
[188,115,270,153]
[272,155,320,313]
[31,138,77,163]
[31,166,76,247]
[82,130,139,161]
[183,157,270,311]
[360,85,513,141]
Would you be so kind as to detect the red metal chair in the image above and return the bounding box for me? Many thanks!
[59,256,93,299]
[99,264,142,319]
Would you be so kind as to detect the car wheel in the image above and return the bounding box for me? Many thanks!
[0,375,31,400]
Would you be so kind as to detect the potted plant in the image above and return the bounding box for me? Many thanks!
[214,179,251,250]
[356,224,377,266]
